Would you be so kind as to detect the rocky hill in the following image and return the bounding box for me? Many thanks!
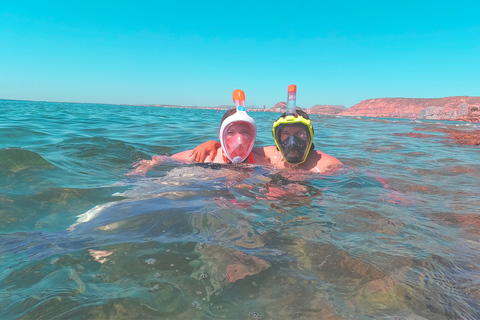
[268,102,346,115]
[308,104,346,115]
[340,96,480,119]
[269,102,287,113]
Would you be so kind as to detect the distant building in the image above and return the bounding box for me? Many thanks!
[460,103,469,116]
[424,106,444,119]
[447,110,458,119]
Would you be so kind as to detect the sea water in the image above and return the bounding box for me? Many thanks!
[1,99,480,319]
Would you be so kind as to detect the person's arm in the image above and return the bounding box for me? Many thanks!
[171,149,195,161]
[126,146,217,176]
[126,155,172,176]
[189,140,221,162]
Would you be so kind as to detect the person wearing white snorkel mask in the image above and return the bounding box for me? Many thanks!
[127,90,267,176]
[128,90,267,170]
[172,111,258,164]
[190,85,343,174]
[217,108,256,163]
[169,89,269,164]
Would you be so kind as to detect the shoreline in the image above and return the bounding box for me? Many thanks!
[2,98,480,122]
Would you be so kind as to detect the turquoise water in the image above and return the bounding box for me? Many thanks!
[1,99,480,319]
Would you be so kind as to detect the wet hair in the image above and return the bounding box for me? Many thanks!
[220,108,237,126]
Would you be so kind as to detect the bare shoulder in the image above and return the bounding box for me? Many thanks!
[304,150,343,173]
[318,150,343,165]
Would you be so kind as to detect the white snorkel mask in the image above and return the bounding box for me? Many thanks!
[219,90,257,164]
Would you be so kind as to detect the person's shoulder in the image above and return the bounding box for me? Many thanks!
[315,150,343,165]
[305,150,343,173]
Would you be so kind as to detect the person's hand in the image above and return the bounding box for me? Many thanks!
[189,140,221,162]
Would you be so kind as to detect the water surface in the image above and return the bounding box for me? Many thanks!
[1,99,480,319]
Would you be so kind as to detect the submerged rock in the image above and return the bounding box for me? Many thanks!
[0,148,55,172]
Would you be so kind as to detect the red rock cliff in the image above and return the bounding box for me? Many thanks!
[340,96,480,119]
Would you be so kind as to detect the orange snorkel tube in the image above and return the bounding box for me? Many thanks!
[233,89,246,112]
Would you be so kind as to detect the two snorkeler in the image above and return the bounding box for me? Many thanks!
[182,85,342,173]
[128,85,342,175]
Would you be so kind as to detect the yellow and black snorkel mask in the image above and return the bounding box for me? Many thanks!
[272,85,314,165]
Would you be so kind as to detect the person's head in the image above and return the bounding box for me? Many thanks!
[219,108,257,163]
[272,108,314,164]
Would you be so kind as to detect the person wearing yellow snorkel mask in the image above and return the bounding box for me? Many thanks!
[191,85,342,173]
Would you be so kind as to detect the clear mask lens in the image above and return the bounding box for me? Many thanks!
[222,122,255,162]
[226,133,249,156]
[280,135,307,164]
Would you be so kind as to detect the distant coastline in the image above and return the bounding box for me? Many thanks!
[3,96,480,122]
[114,96,480,122]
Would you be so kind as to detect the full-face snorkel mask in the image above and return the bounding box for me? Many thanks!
[219,90,257,163]
[272,85,314,164]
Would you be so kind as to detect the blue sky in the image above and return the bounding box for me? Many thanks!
[1,0,479,108]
